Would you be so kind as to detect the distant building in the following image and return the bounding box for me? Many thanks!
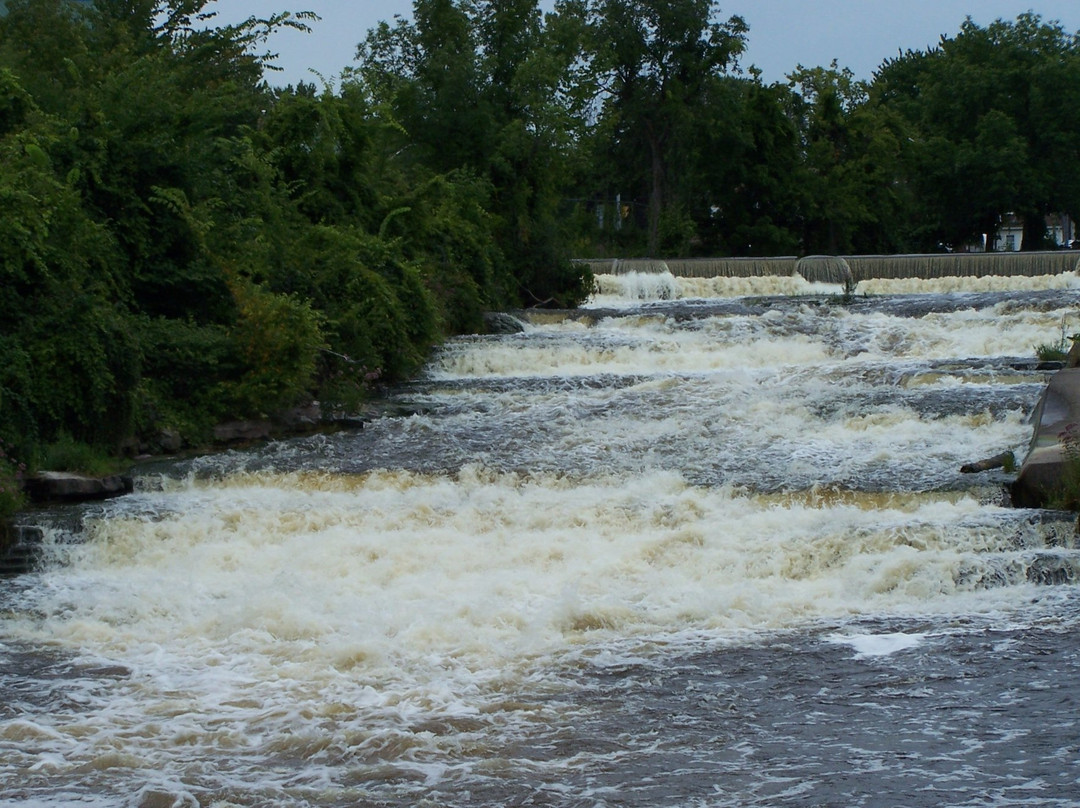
[993,214,1025,252]
[970,213,1075,252]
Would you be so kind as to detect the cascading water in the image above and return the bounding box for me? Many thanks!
[3,271,1080,807]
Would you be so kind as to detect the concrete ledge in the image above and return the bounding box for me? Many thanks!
[1011,368,1080,508]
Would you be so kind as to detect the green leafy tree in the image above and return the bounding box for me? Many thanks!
[787,62,909,254]
[872,13,1080,250]
[358,0,592,307]
[259,82,382,228]
[0,70,133,456]
[0,0,332,453]
[586,0,746,255]
[692,73,803,256]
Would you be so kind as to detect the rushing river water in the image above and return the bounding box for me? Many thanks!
[4,272,1080,807]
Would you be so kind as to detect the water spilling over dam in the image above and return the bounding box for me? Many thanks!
[579,250,1080,282]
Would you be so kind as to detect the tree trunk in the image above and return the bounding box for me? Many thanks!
[647,143,663,256]
[646,122,665,257]
[1021,212,1048,251]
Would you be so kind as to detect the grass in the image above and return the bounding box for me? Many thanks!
[1034,315,1078,362]
[40,434,129,477]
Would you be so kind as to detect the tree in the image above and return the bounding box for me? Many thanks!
[692,73,803,256]
[587,0,746,255]
[357,0,592,306]
[0,1,340,450]
[872,13,1080,251]
[0,68,134,454]
[786,62,910,254]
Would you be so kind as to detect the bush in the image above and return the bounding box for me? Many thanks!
[40,432,122,476]
[131,315,236,440]
[277,224,440,391]
[0,437,27,519]
[221,280,326,416]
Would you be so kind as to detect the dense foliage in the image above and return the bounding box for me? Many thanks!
[1,0,1079,496]
[0,0,557,474]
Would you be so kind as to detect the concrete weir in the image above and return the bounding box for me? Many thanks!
[577,251,1080,282]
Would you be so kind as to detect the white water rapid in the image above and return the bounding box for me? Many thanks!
[3,271,1080,807]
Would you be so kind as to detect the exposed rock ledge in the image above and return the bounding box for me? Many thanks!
[24,471,134,504]
[21,402,358,506]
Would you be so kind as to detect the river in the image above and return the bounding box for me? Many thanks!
[3,271,1080,807]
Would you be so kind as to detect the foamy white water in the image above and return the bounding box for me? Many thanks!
[589,269,1080,306]
[3,272,1080,807]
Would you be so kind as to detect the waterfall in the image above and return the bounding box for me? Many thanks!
[578,251,1080,281]
[847,251,1080,280]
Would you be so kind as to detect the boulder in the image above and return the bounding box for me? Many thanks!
[157,427,184,453]
[24,471,134,503]
[483,312,526,334]
[212,419,272,444]
[272,401,322,431]
[1011,368,1080,508]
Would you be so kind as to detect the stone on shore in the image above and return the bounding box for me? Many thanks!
[24,471,134,503]
[212,419,273,444]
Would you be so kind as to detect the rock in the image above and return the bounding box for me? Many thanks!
[483,312,526,334]
[212,419,272,444]
[136,789,199,808]
[1066,339,1080,369]
[157,427,183,453]
[272,401,322,430]
[0,524,44,575]
[1011,367,1080,508]
[24,471,133,503]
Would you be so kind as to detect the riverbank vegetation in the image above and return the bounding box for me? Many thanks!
[2,0,1080,516]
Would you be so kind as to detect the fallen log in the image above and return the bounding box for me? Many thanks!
[960,451,1015,474]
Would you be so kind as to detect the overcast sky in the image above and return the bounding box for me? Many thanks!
[209,1,1080,88]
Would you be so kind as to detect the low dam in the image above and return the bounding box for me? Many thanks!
[578,251,1080,284]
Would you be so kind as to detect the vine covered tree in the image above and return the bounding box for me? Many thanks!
[358,0,593,306]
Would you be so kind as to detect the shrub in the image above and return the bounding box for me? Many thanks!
[222,280,326,416]
[40,433,123,476]
[1054,423,1080,511]
[1034,316,1078,363]
[0,437,27,519]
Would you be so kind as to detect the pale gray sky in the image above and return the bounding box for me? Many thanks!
[210,1,1080,88]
